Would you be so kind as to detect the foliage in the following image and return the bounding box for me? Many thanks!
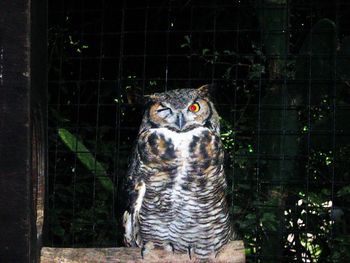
[47,1,350,261]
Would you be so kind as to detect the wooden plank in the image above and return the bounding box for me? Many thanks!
[41,241,245,263]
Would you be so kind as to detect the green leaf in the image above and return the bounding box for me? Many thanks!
[261,212,278,231]
[202,48,210,55]
[337,185,350,197]
[181,35,191,48]
[58,128,114,193]
[223,50,236,56]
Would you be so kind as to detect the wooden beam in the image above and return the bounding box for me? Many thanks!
[41,241,245,263]
[0,0,47,261]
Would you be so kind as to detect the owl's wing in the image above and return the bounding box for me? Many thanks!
[123,142,145,247]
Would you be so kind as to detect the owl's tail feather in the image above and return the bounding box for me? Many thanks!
[123,180,146,247]
[123,211,134,246]
[123,210,142,247]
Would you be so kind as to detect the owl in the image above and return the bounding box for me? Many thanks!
[123,85,232,259]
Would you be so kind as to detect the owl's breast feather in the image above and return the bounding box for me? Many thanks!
[146,127,218,156]
[138,127,222,174]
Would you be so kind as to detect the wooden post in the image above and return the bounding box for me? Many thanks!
[0,0,47,262]
[41,241,245,263]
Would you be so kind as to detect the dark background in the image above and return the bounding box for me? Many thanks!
[47,0,350,262]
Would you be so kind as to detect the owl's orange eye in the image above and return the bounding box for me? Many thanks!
[188,102,200,112]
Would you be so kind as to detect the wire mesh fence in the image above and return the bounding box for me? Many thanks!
[48,0,350,262]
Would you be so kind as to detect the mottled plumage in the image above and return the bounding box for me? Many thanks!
[123,85,232,259]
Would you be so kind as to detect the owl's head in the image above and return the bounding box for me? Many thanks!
[140,85,220,134]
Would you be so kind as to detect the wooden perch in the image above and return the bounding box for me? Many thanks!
[41,240,245,263]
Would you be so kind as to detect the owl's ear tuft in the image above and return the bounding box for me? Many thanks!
[143,93,161,104]
[197,84,215,98]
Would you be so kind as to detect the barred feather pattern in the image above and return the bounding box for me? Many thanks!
[124,127,232,258]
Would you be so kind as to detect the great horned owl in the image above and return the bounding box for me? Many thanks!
[123,85,232,259]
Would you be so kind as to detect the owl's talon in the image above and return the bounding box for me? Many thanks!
[141,245,145,259]
[169,242,175,254]
[187,245,192,260]
[140,241,154,259]
[164,242,175,254]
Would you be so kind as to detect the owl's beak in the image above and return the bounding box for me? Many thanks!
[175,112,186,130]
